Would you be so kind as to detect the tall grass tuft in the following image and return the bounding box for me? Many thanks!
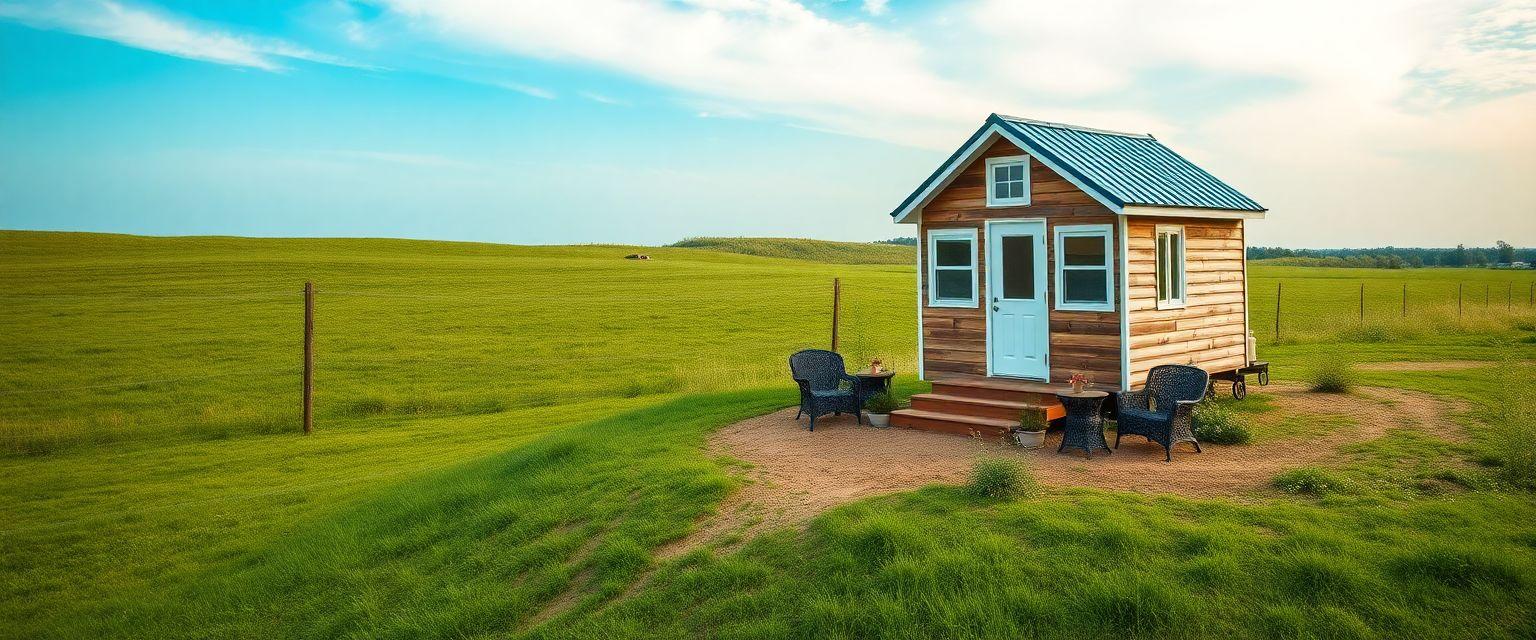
[1273,466,1348,495]
[1306,359,1358,393]
[1488,356,1536,490]
[968,458,1036,499]
[1192,402,1252,445]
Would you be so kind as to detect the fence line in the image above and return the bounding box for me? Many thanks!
[1263,277,1536,343]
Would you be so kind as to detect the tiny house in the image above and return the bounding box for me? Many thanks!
[889,114,1266,436]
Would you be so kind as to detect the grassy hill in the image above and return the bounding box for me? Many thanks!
[670,237,914,264]
[2,230,1535,638]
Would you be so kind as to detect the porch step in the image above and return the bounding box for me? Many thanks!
[910,393,1066,422]
[930,374,1116,404]
[890,409,1018,439]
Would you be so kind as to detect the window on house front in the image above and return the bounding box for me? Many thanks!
[1054,224,1114,311]
[985,156,1029,206]
[1156,225,1186,308]
[928,229,978,307]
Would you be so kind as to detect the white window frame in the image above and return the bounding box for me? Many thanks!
[927,228,979,308]
[1053,224,1115,312]
[1155,224,1187,310]
[985,155,1031,207]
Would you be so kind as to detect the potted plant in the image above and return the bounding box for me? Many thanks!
[1011,411,1048,448]
[1069,372,1089,394]
[863,391,899,427]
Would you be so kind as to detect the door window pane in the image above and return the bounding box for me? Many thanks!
[1062,269,1108,303]
[1063,235,1105,266]
[1000,235,1036,299]
[935,239,970,267]
[935,269,973,301]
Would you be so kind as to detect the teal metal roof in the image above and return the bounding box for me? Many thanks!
[891,114,1265,217]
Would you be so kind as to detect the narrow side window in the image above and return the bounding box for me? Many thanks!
[1155,225,1186,309]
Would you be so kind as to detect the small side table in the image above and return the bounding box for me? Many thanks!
[1055,390,1111,456]
[853,370,896,402]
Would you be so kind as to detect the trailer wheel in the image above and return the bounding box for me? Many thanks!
[1232,378,1247,400]
[1258,371,1270,386]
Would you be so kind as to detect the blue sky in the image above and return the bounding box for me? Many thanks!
[1,0,1533,247]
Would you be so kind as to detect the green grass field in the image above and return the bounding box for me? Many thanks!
[3,231,1535,639]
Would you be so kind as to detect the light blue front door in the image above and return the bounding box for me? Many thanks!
[987,221,1049,379]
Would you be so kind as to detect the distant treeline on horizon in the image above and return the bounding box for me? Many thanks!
[1248,242,1533,268]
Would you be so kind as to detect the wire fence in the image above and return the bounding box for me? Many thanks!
[0,276,914,456]
[1250,278,1536,343]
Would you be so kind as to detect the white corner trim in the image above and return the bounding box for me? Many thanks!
[1121,205,1265,220]
[984,155,1030,207]
[926,227,979,308]
[1240,219,1252,365]
[1118,217,1130,391]
[1053,223,1116,312]
[915,218,925,380]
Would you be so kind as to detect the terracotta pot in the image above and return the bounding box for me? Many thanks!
[1071,381,1085,393]
[1013,429,1046,449]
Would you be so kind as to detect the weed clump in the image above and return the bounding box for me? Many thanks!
[1306,359,1357,393]
[1192,403,1252,445]
[968,458,1036,499]
[863,392,899,414]
[1273,466,1347,496]
[1488,358,1536,490]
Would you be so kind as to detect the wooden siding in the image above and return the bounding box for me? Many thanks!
[920,138,1122,386]
[1124,217,1249,387]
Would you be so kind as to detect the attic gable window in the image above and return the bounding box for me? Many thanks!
[985,155,1030,207]
[1155,225,1187,309]
[1053,224,1115,312]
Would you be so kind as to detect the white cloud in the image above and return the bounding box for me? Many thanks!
[862,0,889,17]
[497,81,557,99]
[0,0,364,70]
[580,91,629,106]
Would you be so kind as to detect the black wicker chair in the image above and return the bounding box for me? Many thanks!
[1115,364,1209,461]
[789,349,865,431]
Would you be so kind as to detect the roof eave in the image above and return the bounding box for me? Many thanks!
[1120,204,1267,220]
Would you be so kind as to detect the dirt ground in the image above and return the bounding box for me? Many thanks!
[661,380,1465,558]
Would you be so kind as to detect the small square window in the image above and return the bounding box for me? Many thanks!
[985,156,1030,207]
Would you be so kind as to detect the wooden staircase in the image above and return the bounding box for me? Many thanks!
[891,375,1087,439]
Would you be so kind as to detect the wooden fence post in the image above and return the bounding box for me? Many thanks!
[1508,283,1512,311]
[1359,283,1364,323]
[1401,283,1407,318]
[1274,282,1282,342]
[1485,283,1490,306]
[303,281,314,435]
[1458,283,1463,320]
[830,277,841,353]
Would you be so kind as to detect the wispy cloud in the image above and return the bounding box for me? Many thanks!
[861,0,889,17]
[497,81,557,99]
[0,0,365,71]
[579,91,628,106]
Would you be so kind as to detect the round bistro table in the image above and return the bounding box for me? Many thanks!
[1055,390,1111,456]
[853,370,896,400]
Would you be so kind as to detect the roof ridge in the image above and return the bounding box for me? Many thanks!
[992,113,1153,139]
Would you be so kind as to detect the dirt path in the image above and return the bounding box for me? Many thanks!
[662,383,1465,558]
[1355,360,1501,372]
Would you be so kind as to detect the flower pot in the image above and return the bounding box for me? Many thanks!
[1070,381,1086,394]
[1013,429,1046,449]
[865,411,891,428]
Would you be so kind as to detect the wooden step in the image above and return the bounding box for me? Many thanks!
[930,374,1116,404]
[889,408,1018,439]
[910,393,1065,422]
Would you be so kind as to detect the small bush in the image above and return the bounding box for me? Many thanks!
[1192,403,1252,445]
[968,458,1035,499]
[863,392,900,414]
[1017,410,1049,432]
[1488,359,1536,490]
[1306,359,1357,393]
[1273,466,1347,495]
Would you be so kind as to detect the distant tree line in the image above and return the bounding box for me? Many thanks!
[1248,241,1532,268]
[875,237,917,246]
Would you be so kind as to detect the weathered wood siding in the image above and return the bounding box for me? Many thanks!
[920,138,1122,386]
[1125,217,1248,387]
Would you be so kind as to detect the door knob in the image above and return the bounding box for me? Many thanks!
[992,305,1000,311]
